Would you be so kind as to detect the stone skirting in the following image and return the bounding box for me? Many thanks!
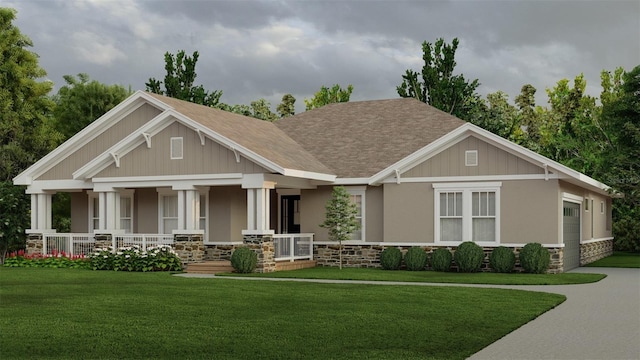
[580,239,614,266]
[204,244,238,261]
[174,234,205,264]
[243,234,276,273]
[26,234,44,256]
[313,244,565,274]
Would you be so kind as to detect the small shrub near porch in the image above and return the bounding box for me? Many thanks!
[89,245,182,272]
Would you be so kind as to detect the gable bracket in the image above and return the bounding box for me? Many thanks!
[395,169,401,184]
[110,152,120,168]
[196,129,206,146]
[543,163,549,181]
[141,132,152,148]
[231,147,241,163]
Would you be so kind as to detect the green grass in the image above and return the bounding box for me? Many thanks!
[585,251,640,268]
[0,268,565,360]
[221,267,606,285]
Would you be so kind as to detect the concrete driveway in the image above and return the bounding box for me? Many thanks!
[468,267,640,360]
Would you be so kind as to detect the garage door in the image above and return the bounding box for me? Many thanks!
[563,201,581,271]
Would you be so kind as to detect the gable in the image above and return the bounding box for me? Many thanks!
[95,121,268,178]
[402,135,545,178]
[36,103,163,181]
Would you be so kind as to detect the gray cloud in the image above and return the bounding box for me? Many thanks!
[6,0,640,113]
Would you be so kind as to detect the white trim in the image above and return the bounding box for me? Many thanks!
[26,180,92,193]
[345,186,366,241]
[383,174,558,184]
[332,178,371,185]
[561,195,583,248]
[142,132,152,148]
[170,137,183,160]
[195,128,206,146]
[433,182,502,189]
[581,237,614,245]
[93,173,243,183]
[562,192,584,204]
[282,169,336,182]
[158,190,178,234]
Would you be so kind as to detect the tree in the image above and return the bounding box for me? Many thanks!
[599,65,640,252]
[277,94,296,118]
[249,98,278,122]
[515,84,543,150]
[397,38,481,120]
[319,186,360,269]
[53,73,131,140]
[0,8,61,256]
[471,91,522,141]
[146,50,222,107]
[304,84,353,111]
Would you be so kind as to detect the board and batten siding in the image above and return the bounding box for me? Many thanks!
[96,121,267,178]
[38,104,162,180]
[403,136,545,178]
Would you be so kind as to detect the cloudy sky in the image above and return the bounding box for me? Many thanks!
[7,0,640,113]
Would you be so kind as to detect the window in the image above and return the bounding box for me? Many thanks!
[120,196,133,233]
[160,194,178,234]
[345,187,366,241]
[199,192,208,235]
[600,201,604,214]
[170,137,183,159]
[434,183,501,243]
[89,195,99,231]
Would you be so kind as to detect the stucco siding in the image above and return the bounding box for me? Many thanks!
[135,188,158,233]
[209,186,246,242]
[403,136,545,177]
[96,121,267,178]
[70,191,89,233]
[366,186,384,242]
[501,180,558,245]
[559,181,612,241]
[38,104,162,180]
[300,186,332,241]
[383,183,434,243]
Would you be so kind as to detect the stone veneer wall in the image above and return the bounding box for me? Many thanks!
[204,244,238,261]
[243,235,276,273]
[580,239,613,266]
[174,234,205,264]
[26,234,44,256]
[314,244,565,274]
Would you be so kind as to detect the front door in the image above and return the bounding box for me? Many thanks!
[281,195,300,234]
[563,201,581,271]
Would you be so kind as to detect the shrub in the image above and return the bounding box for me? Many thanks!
[430,248,452,272]
[454,242,485,272]
[88,245,182,272]
[231,247,257,273]
[519,243,550,274]
[3,249,91,269]
[380,247,402,270]
[404,247,427,271]
[489,246,516,273]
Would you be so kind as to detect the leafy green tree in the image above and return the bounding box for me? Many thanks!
[471,91,522,141]
[249,98,278,122]
[277,94,296,118]
[319,186,360,269]
[146,50,222,107]
[599,65,640,252]
[0,8,61,255]
[515,84,543,150]
[304,84,353,111]
[52,73,131,140]
[397,38,481,120]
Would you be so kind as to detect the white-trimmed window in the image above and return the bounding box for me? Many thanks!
[345,187,366,241]
[119,190,134,233]
[160,193,179,234]
[89,194,99,232]
[199,192,208,238]
[170,137,183,159]
[434,182,501,244]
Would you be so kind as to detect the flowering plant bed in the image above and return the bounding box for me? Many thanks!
[3,249,90,269]
[89,245,182,272]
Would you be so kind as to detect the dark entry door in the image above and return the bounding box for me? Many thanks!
[563,201,581,271]
[281,195,300,234]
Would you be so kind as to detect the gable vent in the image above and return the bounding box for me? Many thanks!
[465,150,478,166]
[170,137,183,160]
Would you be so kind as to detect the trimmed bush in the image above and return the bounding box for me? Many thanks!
[380,247,402,270]
[430,248,452,272]
[453,242,485,272]
[489,246,516,273]
[404,247,427,271]
[519,243,550,274]
[231,247,258,273]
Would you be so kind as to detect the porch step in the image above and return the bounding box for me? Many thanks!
[275,260,317,272]
[186,261,233,274]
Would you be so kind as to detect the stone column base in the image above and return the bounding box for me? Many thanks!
[243,234,275,273]
[26,234,44,256]
[174,234,205,264]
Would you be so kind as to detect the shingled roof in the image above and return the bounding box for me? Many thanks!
[275,98,466,178]
[146,92,334,176]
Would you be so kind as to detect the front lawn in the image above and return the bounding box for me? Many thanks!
[0,268,565,360]
[221,266,606,285]
[585,251,640,268]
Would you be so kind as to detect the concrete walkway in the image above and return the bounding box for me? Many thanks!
[177,267,640,359]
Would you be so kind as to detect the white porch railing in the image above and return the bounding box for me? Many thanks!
[114,234,174,250]
[273,233,314,262]
[43,233,95,256]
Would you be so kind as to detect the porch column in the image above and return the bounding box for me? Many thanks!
[27,192,55,232]
[243,187,274,235]
[97,189,120,231]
